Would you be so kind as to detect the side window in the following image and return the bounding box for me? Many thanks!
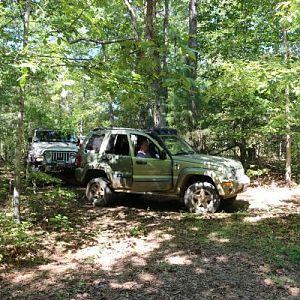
[106,134,130,156]
[130,134,161,159]
[85,134,105,152]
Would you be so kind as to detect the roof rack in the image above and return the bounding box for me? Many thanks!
[149,128,178,135]
[92,127,146,132]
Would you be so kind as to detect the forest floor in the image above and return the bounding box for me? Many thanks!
[0,176,300,300]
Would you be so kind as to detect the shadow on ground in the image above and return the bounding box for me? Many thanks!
[113,194,250,214]
[219,199,250,213]
[1,178,299,300]
[1,208,299,300]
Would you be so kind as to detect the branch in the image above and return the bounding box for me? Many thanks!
[68,37,135,45]
[37,54,96,61]
[124,0,140,42]
[211,143,239,156]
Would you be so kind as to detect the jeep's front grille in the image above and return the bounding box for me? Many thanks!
[54,151,69,161]
[44,151,75,162]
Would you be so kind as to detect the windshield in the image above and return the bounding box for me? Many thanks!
[160,135,195,156]
[34,130,77,143]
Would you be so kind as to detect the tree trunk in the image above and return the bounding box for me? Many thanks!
[14,92,25,224]
[108,97,115,126]
[187,0,198,80]
[283,28,292,185]
[125,0,168,128]
[238,139,247,166]
[13,0,31,223]
[145,0,166,128]
[186,0,198,127]
[160,0,169,126]
[285,86,292,184]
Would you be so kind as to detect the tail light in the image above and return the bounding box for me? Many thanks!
[75,154,81,167]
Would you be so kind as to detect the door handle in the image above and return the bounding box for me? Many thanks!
[101,154,111,161]
[136,160,147,165]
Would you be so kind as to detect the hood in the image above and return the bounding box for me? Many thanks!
[173,153,243,170]
[31,142,78,154]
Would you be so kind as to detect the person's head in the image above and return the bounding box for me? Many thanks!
[139,139,149,152]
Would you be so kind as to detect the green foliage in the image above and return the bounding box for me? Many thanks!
[0,212,36,262]
[0,180,9,202]
[0,182,80,263]
[246,165,270,179]
[280,244,300,266]
[27,171,63,186]
[1,0,300,180]
[24,188,78,222]
[157,261,177,272]
[129,225,147,237]
[49,214,72,230]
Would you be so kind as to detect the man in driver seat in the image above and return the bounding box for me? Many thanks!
[137,139,151,158]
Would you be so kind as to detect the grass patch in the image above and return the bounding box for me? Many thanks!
[0,212,38,263]
[181,213,300,270]
[23,187,79,224]
[129,225,147,237]
[0,174,83,265]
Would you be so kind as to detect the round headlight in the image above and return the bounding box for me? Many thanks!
[69,152,77,159]
[35,155,44,162]
[223,167,235,180]
[44,152,52,160]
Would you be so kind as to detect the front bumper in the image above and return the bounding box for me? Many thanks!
[29,160,75,172]
[44,163,75,172]
[219,175,250,198]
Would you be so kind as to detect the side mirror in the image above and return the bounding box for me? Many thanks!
[101,152,110,161]
[160,150,167,160]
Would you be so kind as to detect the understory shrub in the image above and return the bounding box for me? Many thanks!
[0,212,36,262]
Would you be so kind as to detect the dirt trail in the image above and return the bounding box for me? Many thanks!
[1,185,299,300]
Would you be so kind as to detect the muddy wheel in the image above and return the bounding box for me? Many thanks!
[86,177,113,207]
[184,182,220,214]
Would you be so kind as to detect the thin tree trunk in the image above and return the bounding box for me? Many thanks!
[13,0,31,223]
[124,0,140,43]
[160,0,169,126]
[124,0,144,61]
[238,139,247,166]
[186,0,198,126]
[285,86,292,184]
[283,28,292,185]
[187,0,198,80]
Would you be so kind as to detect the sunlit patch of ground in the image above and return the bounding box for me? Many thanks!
[235,185,300,223]
[240,185,300,211]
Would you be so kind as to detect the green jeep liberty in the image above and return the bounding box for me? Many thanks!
[75,127,250,214]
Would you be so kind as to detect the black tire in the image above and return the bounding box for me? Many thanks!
[184,181,220,214]
[86,177,114,207]
[223,196,237,204]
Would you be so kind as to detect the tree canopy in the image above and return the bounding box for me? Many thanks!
[1,0,300,182]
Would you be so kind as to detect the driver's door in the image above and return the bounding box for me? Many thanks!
[130,133,172,192]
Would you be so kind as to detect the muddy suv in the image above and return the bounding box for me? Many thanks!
[27,129,78,172]
[75,127,250,214]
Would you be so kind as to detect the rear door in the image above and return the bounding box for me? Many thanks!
[105,133,133,190]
